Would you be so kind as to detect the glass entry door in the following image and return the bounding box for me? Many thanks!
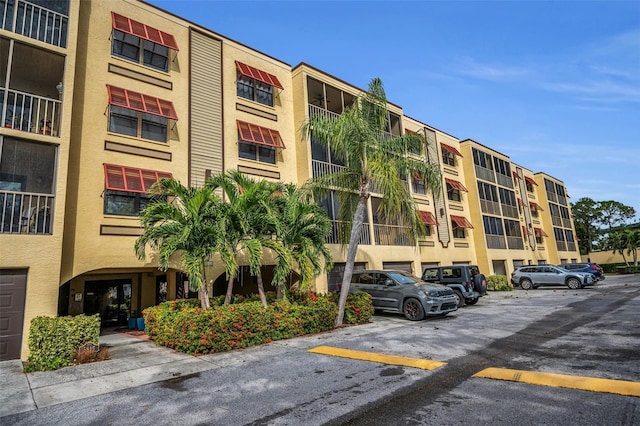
[84,279,132,327]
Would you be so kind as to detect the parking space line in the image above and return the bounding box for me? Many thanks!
[308,346,446,370]
[473,367,640,397]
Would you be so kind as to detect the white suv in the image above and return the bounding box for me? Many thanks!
[511,265,595,290]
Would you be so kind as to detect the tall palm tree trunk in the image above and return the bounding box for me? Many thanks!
[256,270,268,307]
[335,197,368,327]
[224,276,235,305]
[199,269,211,309]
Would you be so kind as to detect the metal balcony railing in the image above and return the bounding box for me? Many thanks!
[507,236,524,250]
[475,165,495,183]
[326,220,370,245]
[1,0,68,48]
[311,160,346,179]
[373,224,414,247]
[566,241,576,252]
[551,215,563,227]
[501,204,519,219]
[485,234,507,249]
[1,88,61,137]
[0,190,54,234]
[547,191,558,203]
[556,240,568,252]
[496,173,513,188]
[480,199,501,215]
[308,104,340,121]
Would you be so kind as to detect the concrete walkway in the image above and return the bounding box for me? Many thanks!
[0,330,214,417]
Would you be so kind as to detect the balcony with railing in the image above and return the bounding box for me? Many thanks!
[308,104,340,121]
[551,215,563,227]
[475,165,495,183]
[326,220,370,245]
[373,223,414,247]
[312,159,346,179]
[0,0,69,48]
[556,240,568,252]
[486,234,507,249]
[507,236,524,250]
[1,88,61,137]
[566,241,576,252]
[547,191,558,203]
[496,173,513,188]
[1,190,53,234]
[480,199,501,215]
[501,204,519,219]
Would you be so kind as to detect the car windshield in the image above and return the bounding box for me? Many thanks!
[386,272,421,285]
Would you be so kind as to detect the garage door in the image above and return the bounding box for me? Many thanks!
[0,269,27,360]
[382,261,413,275]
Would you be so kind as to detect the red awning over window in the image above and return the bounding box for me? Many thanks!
[530,201,544,211]
[445,178,468,192]
[524,176,538,186]
[512,171,521,180]
[107,85,178,120]
[522,225,532,236]
[418,210,438,226]
[237,120,286,149]
[104,164,173,193]
[517,198,526,207]
[235,61,283,90]
[112,13,179,51]
[451,215,474,229]
[441,143,463,157]
[534,227,548,237]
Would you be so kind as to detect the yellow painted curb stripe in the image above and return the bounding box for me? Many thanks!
[308,346,446,370]
[473,367,640,397]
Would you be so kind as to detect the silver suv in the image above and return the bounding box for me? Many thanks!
[511,265,595,290]
[350,270,457,320]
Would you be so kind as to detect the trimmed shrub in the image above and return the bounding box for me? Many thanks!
[25,314,100,372]
[486,275,513,291]
[143,294,340,355]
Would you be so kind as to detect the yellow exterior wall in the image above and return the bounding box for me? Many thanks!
[0,0,81,358]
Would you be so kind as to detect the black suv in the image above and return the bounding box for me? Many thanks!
[422,265,487,308]
[350,270,457,320]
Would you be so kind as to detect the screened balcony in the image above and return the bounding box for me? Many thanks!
[0,137,56,234]
[0,37,64,137]
[0,0,69,48]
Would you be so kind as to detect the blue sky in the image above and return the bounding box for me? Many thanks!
[149,0,640,220]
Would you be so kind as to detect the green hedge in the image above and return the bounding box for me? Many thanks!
[143,291,373,355]
[25,314,100,372]
[486,275,513,291]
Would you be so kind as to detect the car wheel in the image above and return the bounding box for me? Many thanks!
[403,298,425,321]
[453,290,465,308]
[465,298,479,305]
[520,279,533,290]
[567,277,581,289]
[473,274,487,294]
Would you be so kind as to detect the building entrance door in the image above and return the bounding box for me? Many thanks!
[84,279,132,327]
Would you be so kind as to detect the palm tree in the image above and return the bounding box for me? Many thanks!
[303,77,442,326]
[267,183,333,299]
[135,178,225,309]
[206,171,290,307]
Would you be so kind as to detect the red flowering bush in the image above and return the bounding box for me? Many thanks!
[143,294,342,355]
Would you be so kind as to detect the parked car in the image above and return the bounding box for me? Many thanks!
[350,270,458,320]
[511,265,595,290]
[559,262,605,281]
[422,265,487,308]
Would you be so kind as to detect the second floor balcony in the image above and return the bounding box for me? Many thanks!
[1,87,61,137]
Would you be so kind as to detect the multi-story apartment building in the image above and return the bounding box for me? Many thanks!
[0,0,580,360]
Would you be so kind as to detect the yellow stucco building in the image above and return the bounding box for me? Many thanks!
[0,0,580,360]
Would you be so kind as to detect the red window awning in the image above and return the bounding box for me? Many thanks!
[522,225,532,236]
[104,164,173,193]
[512,171,521,180]
[237,120,286,149]
[112,13,179,51]
[530,201,544,212]
[534,227,548,237]
[517,198,526,207]
[107,85,178,120]
[525,176,538,186]
[441,143,463,157]
[418,210,438,226]
[235,61,283,90]
[451,215,474,229]
[445,178,468,192]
